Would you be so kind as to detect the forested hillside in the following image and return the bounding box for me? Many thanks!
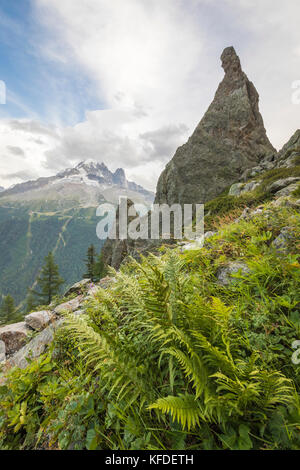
[0,204,103,306]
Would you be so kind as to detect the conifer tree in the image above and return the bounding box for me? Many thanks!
[0,295,16,325]
[83,244,97,282]
[32,252,64,305]
[25,292,36,313]
[94,252,107,280]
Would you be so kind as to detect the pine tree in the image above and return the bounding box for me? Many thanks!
[94,252,107,280]
[83,245,97,282]
[0,295,16,325]
[32,252,64,305]
[25,292,36,313]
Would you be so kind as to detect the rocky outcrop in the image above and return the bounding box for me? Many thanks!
[275,130,300,168]
[272,227,296,253]
[240,129,300,182]
[0,322,30,355]
[155,46,275,206]
[0,280,105,369]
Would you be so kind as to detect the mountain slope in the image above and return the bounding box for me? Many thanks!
[0,162,154,306]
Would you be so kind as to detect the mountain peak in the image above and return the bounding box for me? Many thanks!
[221,46,242,75]
[155,47,275,206]
[76,160,107,170]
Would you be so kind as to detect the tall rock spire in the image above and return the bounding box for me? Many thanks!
[155,47,275,205]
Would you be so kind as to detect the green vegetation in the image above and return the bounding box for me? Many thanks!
[31,252,65,305]
[0,205,104,307]
[292,184,300,199]
[255,165,300,193]
[0,295,18,325]
[83,245,97,282]
[204,164,300,230]
[1,204,299,450]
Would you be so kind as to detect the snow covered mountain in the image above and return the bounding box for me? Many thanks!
[0,160,154,209]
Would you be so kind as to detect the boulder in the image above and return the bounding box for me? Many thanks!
[217,261,250,286]
[275,183,300,198]
[54,295,83,315]
[272,227,295,253]
[268,177,300,194]
[0,340,6,363]
[25,310,54,331]
[7,320,64,370]
[0,322,29,355]
[243,181,260,193]
[229,183,244,196]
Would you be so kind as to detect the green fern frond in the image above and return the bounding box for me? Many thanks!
[149,394,202,430]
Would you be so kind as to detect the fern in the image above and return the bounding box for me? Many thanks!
[149,394,202,431]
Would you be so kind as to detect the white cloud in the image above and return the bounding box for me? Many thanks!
[1,0,299,190]
[0,119,61,187]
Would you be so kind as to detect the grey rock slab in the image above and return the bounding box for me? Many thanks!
[272,227,295,253]
[54,295,83,315]
[7,320,64,370]
[268,178,300,194]
[275,183,299,198]
[25,310,54,331]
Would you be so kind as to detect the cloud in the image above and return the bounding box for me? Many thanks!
[7,146,25,157]
[7,119,59,138]
[140,124,189,160]
[42,110,189,179]
[1,0,300,190]
[0,119,60,188]
[1,169,38,181]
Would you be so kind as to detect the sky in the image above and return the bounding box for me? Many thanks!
[0,0,299,191]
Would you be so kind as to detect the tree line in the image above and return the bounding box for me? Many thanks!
[0,245,106,325]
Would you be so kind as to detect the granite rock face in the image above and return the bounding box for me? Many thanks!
[155,47,275,206]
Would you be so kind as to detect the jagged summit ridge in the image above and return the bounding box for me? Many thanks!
[155,47,275,205]
[0,160,154,206]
